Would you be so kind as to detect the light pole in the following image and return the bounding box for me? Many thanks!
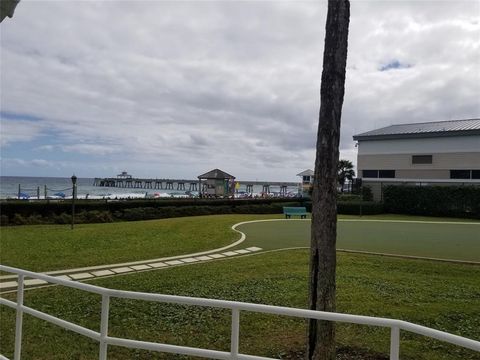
[71,174,77,230]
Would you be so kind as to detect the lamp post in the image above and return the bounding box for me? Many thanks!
[71,174,77,230]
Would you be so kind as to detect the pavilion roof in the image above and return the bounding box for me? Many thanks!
[198,168,235,180]
[296,169,314,177]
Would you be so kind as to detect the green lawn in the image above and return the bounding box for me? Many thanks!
[1,250,479,360]
[238,219,480,261]
[2,214,479,274]
[0,215,274,272]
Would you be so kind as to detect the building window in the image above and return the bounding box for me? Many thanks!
[412,155,433,164]
[302,175,311,183]
[362,170,396,179]
[450,170,471,179]
[472,170,480,179]
[362,170,378,178]
[379,170,395,178]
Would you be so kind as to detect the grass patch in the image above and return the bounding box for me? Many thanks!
[0,215,276,272]
[2,214,479,273]
[238,219,480,261]
[1,251,479,359]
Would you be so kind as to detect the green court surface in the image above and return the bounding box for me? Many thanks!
[237,219,480,262]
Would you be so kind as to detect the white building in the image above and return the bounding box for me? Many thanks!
[297,169,314,195]
[353,118,480,200]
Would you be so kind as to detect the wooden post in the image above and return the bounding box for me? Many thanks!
[18,184,21,199]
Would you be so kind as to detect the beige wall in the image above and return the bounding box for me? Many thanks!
[358,152,480,180]
[394,169,450,179]
[356,137,480,198]
[357,135,480,155]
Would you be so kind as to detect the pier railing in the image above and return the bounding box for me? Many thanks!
[1,265,479,360]
[93,177,299,193]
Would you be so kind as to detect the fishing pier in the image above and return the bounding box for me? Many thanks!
[93,171,298,195]
[93,177,201,191]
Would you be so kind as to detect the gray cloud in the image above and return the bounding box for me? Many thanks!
[1,0,479,179]
[1,119,45,146]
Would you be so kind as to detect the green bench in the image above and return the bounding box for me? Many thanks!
[283,207,307,219]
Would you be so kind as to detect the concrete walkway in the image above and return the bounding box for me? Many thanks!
[0,246,263,292]
[0,220,257,289]
[0,220,269,293]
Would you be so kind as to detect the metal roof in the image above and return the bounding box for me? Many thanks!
[353,118,480,141]
[198,168,235,180]
[296,169,314,177]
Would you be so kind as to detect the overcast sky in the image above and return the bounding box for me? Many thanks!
[1,0,479,181]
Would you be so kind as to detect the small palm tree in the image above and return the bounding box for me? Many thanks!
[337,159,355,193]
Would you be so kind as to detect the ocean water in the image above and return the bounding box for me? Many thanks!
[0,176,300,200]
[0,176,150,199]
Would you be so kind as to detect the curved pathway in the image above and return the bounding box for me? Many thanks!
[0,221,259,292]
[1,218,479,293]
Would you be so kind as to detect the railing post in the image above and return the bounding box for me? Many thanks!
[14,275,25,360]
[99,294,110,360]
[230,308,240,359]
[390,326,400,360]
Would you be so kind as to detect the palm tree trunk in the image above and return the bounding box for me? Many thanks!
[308,1,350,359]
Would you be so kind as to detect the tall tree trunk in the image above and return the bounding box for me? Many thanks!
[308,1,350,360]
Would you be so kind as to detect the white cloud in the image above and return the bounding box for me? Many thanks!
[1,157,56,168]
[1,0,479,179]
[35,144,54,151]
[30,158,52,167]
[59,144,121,156]
[0,119,44,146]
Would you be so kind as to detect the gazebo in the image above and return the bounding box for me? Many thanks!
[198,169,235,198]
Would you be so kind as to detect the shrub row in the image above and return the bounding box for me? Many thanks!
[0,198,302,220]
[7,185,478,223]
[0,201,303,226]
[304,201,384,216]
[383,185,480,219]
[338,201,384,215]
[0,197,386,225]
[1,211,114,226]
[337,194,362,202]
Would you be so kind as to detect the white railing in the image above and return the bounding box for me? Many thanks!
[0,265,479,360]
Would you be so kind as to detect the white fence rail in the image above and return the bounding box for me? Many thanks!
[0,265,479,360]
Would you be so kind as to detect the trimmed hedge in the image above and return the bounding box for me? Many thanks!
[0,198,293,217]
[361,185,373,201]
[383,185,480,219]
[0,199,305,226]
[0,196,386,225]
[337,194,362,202]
[338,201,384,215]
[304,201,384,216]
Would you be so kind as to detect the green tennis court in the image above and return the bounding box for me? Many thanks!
[237,219,480,262]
